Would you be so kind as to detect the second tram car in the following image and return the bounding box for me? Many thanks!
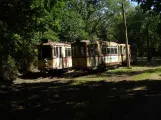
[71,40,131,70]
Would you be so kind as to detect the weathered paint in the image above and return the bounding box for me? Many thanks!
[38,40,72,70]
[38,59,53,70]
[72,40,122,70]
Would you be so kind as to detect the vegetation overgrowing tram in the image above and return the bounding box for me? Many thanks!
[38,39,136,72]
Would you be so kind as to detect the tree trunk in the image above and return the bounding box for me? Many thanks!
[122,0,131,68]
[0,59,4,82]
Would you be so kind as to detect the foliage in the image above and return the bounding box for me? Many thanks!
[1,0,161,81]
[126,3,161,57]
[3,56,18,81]
[132,0,161,14]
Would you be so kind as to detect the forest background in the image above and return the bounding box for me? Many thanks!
[0,0,161,81]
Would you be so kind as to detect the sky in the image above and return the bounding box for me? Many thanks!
[130,1,138,6]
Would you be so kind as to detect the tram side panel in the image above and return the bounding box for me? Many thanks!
[72,42,88,70]
[38,41,72,71]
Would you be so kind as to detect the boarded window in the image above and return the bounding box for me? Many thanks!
[39,45,52,59]
[72,46,78,57]
[72,44,85,57]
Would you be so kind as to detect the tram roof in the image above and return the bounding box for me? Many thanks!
[39,40,71,46]
[76,40,118,45]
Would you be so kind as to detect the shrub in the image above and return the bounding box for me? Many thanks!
[3,56,18,81]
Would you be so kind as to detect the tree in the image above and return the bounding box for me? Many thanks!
[132,0,161,14]
[131,0,161,59]
[0,0,60,81]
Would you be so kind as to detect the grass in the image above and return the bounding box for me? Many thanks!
[132,72,151,81]
[131,66,161,81]
[108,66,151,73]
[71,66,161,83]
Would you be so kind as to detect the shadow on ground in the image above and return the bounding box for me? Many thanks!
[20,69,107,80]
[1,79,161,120]
[20,66,161,80]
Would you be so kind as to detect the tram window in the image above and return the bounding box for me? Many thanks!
[80,46,85,56]
[94,45,98,55]
[107,48,110,54]
[123,47,126,55]
[56,47,59,57]
[66,48,71,57]
[68,48,71,57]
[89,44,98,56]
[54,47,58,57]
[120,46,123,54]
[54,47,62,57]
[102,46,107,55]
[89,47,93,56]
[107,47,117,54]
[41,46,52,59]
[114,48,117,54]
[65,48,68,57]
[60,47,63,57]
[111,48,114,54]
[118,47,120,54]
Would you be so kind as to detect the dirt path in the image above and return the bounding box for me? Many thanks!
[14,66,161,84]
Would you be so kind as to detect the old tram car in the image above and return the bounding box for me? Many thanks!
[71,40,131,70]
[38,40,72,71]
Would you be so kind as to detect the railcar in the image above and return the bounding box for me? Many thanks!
[38,39,72,71]
[72,40,100,70]
[101,41,121,67]
[119,43,131,65]
[71,40,129,70]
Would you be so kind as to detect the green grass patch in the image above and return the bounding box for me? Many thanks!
[151,67,161,73]
[108,66,150,73]
[131,67,161,81]
[131,72,151,81]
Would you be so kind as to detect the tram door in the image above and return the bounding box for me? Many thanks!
[55,46,63,69]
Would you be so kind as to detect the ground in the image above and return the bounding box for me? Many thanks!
[1,60,161,120]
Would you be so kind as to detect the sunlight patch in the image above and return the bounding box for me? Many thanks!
[127,86,147,92]
[132,86,147,91]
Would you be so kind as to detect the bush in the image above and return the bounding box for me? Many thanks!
[3,56,18,81]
